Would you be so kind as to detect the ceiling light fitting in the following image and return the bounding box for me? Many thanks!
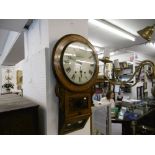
[137,24,155,41]
[89,19,136,41]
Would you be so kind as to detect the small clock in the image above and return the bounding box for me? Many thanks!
[52,34,99,92]
[52,34,99,134]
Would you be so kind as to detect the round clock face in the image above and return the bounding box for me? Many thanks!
[62,42,97,85]
[53,34,99,92]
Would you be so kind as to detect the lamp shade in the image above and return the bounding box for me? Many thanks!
[137,25,155,41]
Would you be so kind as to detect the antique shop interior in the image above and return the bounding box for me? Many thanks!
[0,19,155,135]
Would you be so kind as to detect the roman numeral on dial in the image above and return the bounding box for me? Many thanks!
[89,70,93,75]
[66,67,71,73]
[90,64,94,67]
[71,74,75,80]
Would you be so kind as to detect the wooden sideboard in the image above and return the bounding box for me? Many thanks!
[0,94,39,135]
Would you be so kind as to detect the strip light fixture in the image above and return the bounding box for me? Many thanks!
[89,19,136,42]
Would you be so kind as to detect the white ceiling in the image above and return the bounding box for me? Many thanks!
[0,19,155,66]
[2,33,24,66]
[0,29,9,55]
[0,19,28,65]
[88,19,155,57]
[0,19,28,32]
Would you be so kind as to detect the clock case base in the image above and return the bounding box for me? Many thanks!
[56,84,93,135]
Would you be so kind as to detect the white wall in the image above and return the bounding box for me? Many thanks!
[111,51,134,62]
[23,49,48,133]
[24,20,49,60]
[23,19,90,135]
[15,60,24,70]
[23,20,90,134]
[135,52,155,63]
[23,19,49,134]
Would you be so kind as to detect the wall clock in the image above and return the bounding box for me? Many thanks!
[52,34,99,134]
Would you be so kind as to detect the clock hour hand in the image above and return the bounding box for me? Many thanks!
[80,66,83,78]
[67,55,75,61]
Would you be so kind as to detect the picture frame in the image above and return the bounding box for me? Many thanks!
[16,70,23,90]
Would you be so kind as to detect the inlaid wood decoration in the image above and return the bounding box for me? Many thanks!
[52,34,99,134]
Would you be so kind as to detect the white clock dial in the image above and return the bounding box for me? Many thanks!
[62,42,97,85]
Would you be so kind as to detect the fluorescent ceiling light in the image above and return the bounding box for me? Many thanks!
[110,52,115,56]
[89,19,136,41]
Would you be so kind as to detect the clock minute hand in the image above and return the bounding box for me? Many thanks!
[68,56,75,61]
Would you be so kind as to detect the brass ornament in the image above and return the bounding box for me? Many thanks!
[138,25,155,41]
[100,59,155,87]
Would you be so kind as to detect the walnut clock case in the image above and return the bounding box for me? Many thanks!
[52,34,99,134]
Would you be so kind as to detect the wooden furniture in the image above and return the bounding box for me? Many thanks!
[0,94,39,135]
